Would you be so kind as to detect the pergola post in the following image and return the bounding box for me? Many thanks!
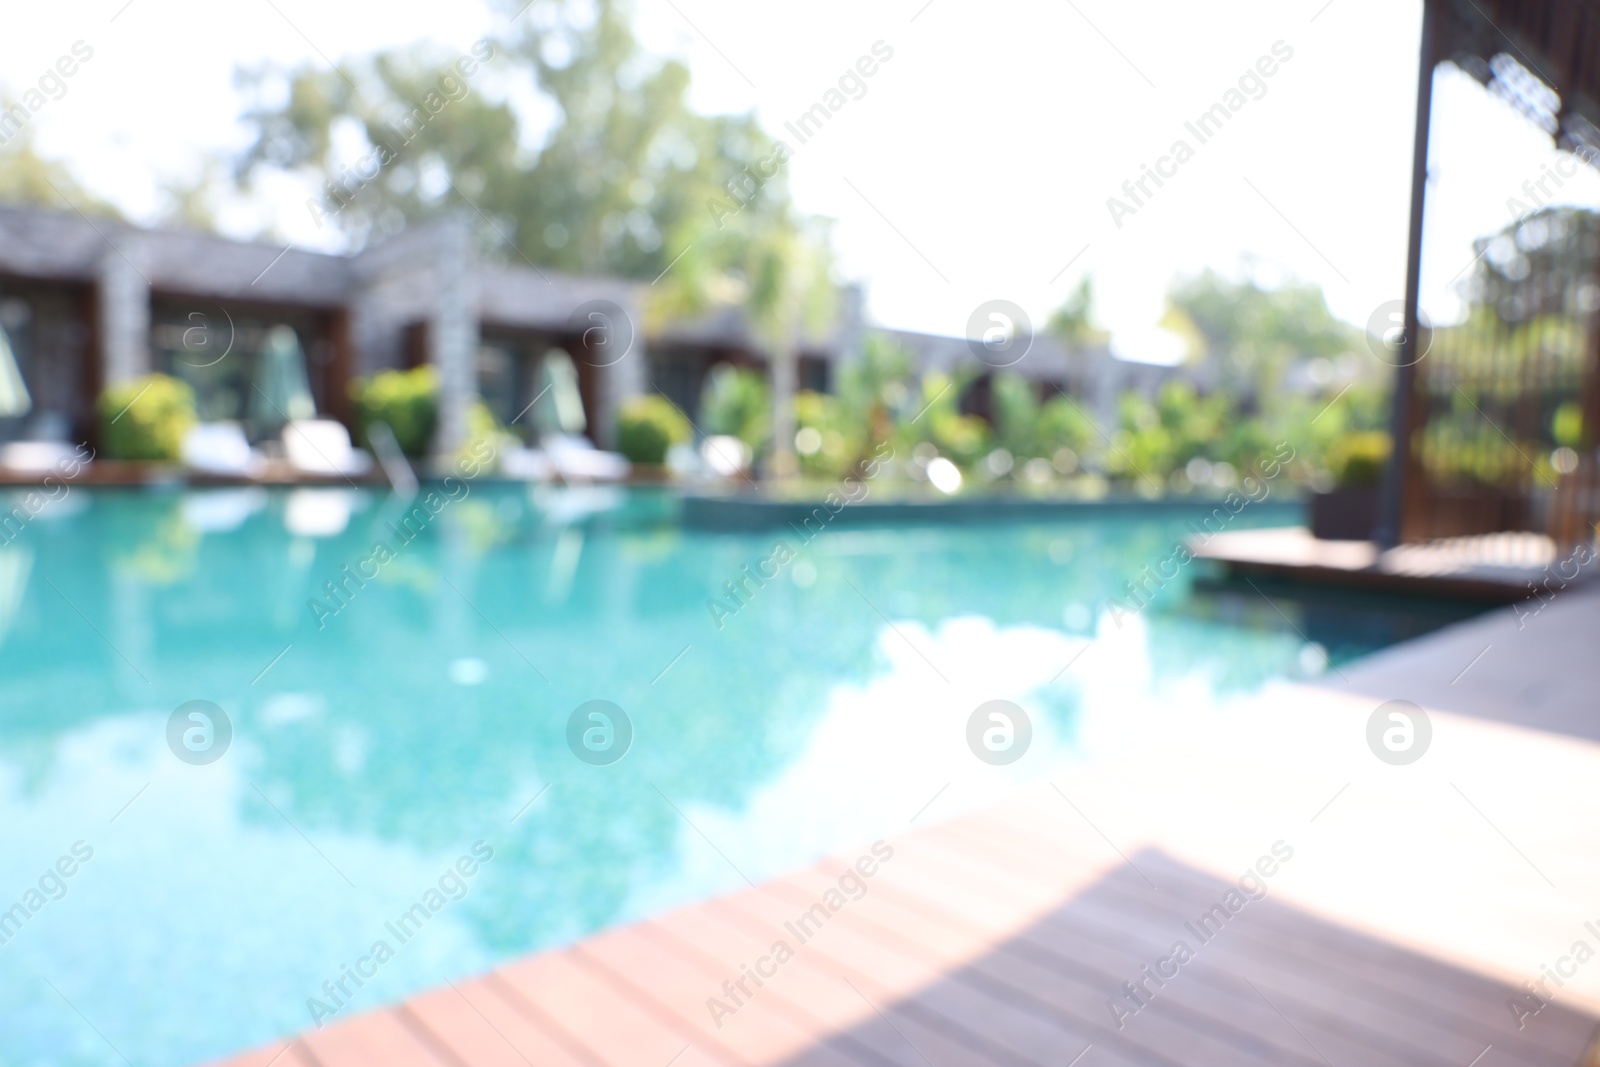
[97,242,151,388]
[430,215,477,464]
[1376,0,1440,547]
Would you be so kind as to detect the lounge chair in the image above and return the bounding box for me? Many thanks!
[500,446,554,482]
[283,420,373,478]
[0,440,82,475]
[543,433,630,483]
[700,434,751,477]
[182,422,266,477]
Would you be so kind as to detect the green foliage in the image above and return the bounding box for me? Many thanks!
[1398,211,1598,491]
[1166,270,1356,401]
[699,365,770,450]
[1416,388,1543,487]
[900,372,989,467]
[1047,276,1108,350]
[0,126,122,218]
[838,333,912,446]
[823,277,1388,493]
[98,374,196,462]
[234,0,804,284]
[1111,381,1228,483]
[234,0,842,471]
[1033,396,1099,461]
[1326,432,1391,488]
[1274,379,1387,476]
[779,334,916,479]
[794,391,861,478]
[989,373,1099,465]
[1553,401,1584,448]
[1064,271,1396,489]
[930,412,990,467]
[992,373,1040,458]
[350,366,438,456]
[616,395,690,465]
[235,0,837,478]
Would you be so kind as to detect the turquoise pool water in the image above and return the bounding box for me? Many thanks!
[0,485,1474,1065]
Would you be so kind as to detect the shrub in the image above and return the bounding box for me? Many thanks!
[1032,395,1097,462]
[991,373,1040,459]
[1553,401,1584,448]
[1328,431,1391,488]
[617,395,691,465]
[930,411,990,468]
[700,365,770,450]
[351,367,438,456]
[98,374,195,461]
[795,390,862,478]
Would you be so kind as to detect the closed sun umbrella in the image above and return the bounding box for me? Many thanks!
[0,324,31,420]
[530,348,588,440]
[247,325,315,439]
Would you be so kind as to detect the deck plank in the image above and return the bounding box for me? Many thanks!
[204,792,1600,1067]
[915,813,1591,1067]
[938,809,1599,1059]
[763,863,1319,1067]
[571,914,861,1067]
[205,1039,323,1067]
[739,874,1218,1067]
[640,898,933,1067]
[296,1009,456,1067]
[894,827,1482,1066]
[403,975,600,1067]
[1189,525,1579,600]
[494,947,730,1067]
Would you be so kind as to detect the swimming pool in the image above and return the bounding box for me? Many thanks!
[0,484,1477,1065]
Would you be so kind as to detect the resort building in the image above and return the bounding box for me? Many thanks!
[0,203,1173,465]
[0,206,873,458]
[882,327,1179,428]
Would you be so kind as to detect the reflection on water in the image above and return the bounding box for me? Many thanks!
[0,487,1450,1065]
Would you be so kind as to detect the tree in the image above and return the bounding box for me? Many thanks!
[0,124,119,217]
[234,0,833,476]
[233,0,801,283]
[1164,270,1355,405]
[740,218,835,477]
[699,364,770,451]
[1047,275,1108,352]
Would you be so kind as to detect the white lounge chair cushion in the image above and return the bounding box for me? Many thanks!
[1,440,81,474]
[182,423,266,476]
[500,447,553,481]
[700,434,750,477]
[544,434,630,482]
[284,420,372,477]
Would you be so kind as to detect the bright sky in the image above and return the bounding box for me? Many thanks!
[6,0,1599,354]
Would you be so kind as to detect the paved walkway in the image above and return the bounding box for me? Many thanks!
[212,587,1600,1067]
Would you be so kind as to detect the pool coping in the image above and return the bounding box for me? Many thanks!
[681,493,1307,530]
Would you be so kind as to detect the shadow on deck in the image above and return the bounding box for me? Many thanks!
[214,834,1597,1067]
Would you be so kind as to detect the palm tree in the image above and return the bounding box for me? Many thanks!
[646,205,834,480]
[742,218,834,479]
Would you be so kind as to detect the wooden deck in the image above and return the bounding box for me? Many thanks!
[1191,525,1591,601]
[211,801,1600,1067]
[208,584,1600,1067]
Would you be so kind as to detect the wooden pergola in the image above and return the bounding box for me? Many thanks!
[1379,0,1600,546]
